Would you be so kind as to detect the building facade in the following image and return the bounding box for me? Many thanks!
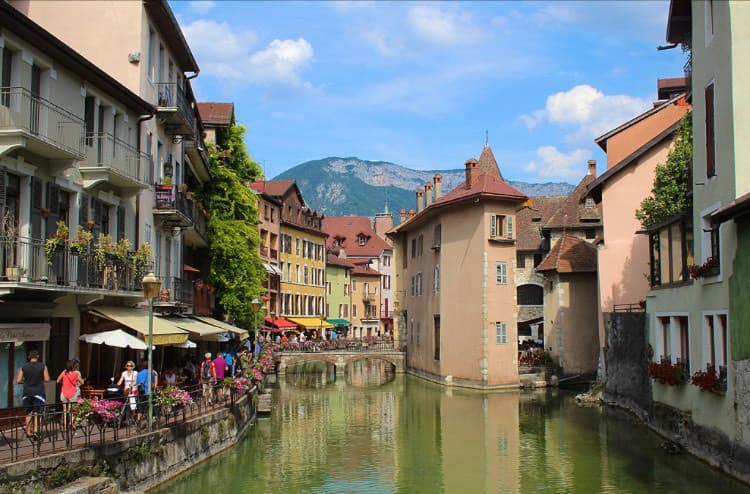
[389,145,526,389]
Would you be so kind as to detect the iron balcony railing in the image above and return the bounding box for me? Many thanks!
[0,236,146,292]
[154,82,196,135]
[0,86,85,157]
[84,132,149,184]
[154,185,193,220]
[191,201,208,241]
[157,276,193,305]
[363,291,377,303]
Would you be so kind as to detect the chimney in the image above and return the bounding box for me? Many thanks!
[416,188,424,212]
[434,174,442,200]
[400,208,406,223]
[465,159,478,189]
[424,182,433,207]
[409,208,415,217]
[587,159,596,177]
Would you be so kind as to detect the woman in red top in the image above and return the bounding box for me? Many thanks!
[57,359,83,429]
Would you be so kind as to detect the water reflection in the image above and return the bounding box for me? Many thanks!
[153,376,750,494]
[346,359,396,387]
[286,361,336,388]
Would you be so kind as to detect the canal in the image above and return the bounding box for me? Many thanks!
[153,360,750,493]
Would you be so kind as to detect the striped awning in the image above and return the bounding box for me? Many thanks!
[89,307,189,345]
[287,317,334,329]
[192,316,249,340]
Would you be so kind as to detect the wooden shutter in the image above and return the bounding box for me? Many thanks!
[92,198,103,239]
[490,214,497,237]
[117,205,126,242]
[506,215,514,239]
[45,182,60,239]
[79,194,89,227]
[705,83,716,178]
[30,177,43,240]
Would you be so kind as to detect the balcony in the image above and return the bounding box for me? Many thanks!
[153,184,193,228]
[363,291,377,303]
[0,87,85,160]
[79,133,150,190]
[0,236,144,294]
[154,276,193,308]
[183,201,208,248]
[155,83,196,136]
[183,119,211,182]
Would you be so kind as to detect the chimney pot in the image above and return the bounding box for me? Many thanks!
[465,159,478,189]
[434,173,443,200]
[409,208,415,217]
[587,159,596,177]
[425,182,433,206]
[416,189,425,212]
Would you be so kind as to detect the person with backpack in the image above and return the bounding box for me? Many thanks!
[199,353,216,405]
[16,350,50,436]
[56,359,83,430]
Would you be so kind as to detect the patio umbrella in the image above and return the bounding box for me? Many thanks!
[172,339,197,348]
[80,329,148,350]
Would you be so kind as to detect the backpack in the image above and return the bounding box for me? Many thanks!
[201,361,213,381]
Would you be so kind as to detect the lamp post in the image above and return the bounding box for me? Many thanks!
[251,297,262,348]
[142,272,161,432]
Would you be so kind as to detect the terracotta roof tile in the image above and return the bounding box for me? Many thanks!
[323,216,392,258]
[537,235,597,273]
[196,102,234,126]
[545,174,601,229]
[326,253,355,269]
[351,265,381,276]
[477,145,504,180]
[250,180,297,198]
[516,196,567,251]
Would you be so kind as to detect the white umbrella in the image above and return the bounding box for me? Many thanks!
[79,329,148,350]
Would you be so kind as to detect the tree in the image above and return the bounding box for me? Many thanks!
[635,111,692,228]
[202,125,264,327]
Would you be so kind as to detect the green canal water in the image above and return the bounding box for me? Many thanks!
[153,360,750,493]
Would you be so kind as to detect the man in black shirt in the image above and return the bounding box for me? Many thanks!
[16,349,50,436]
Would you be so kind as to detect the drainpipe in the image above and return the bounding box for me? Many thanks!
[136,113,155,248]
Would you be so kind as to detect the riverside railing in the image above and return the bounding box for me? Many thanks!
[274,338,397,353]
[0,383,255,463]
[0,86,85,157]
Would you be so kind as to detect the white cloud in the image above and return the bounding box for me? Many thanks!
[407,5,484,45]
[186,1,215,15]
[519,84,650,142]
[361,30,399,57]
[525,146,591,179]
[182,18,313,87]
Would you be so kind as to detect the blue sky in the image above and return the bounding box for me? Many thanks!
[171,0,687,184]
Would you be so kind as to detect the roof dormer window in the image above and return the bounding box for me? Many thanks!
[585,197,595,208]
[358,235,367,246]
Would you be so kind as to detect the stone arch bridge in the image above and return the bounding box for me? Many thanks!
[274,349,405,376]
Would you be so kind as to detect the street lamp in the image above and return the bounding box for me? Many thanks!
[251,297,262,347]
[142,272,161,432]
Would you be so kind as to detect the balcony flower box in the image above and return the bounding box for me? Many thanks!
[690,365,727,394]
[689,257,719,279]
[648,359,688,385]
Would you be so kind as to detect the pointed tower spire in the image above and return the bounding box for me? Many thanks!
[477,143,504,181]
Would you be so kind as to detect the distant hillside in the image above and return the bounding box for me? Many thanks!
[273,157,575,218]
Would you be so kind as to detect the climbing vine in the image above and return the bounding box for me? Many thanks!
[202,124,265,327]
[635,111,692,228]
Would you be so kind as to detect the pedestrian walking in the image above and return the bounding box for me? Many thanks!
[56,359,83,429]
[199,353,216,405]
[16,350,50,436]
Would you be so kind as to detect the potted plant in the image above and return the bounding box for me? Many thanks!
[689,257,719,279]
[93,233,115,269]
[648,358,688,385]
[45,220,69,265]
[70,225,93,256]
[690,365,727,394]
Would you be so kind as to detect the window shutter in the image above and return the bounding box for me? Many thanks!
[0,167,7,215]
[117,205,126,242]
[705,83,716,178]
[490,215,497,237]
[45,182,60,239]
[79,194,90,227]
[31,177,43,240]
[92,198,103,239]
[506,215,514,239]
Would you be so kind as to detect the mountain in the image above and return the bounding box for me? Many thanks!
[273,157,575,218]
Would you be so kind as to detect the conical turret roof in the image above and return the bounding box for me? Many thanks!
[478,144,504,180]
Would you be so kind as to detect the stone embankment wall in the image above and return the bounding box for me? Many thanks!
[602,312,651,419]
[0,391,257,493]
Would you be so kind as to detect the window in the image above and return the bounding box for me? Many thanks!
[417,235,423,256]
[433,224,441,249]
[656,315,690,372]
[434,316,441,361]
[648,217,693,287]
[295,238,300,256]
[705,82,716,178]
[1,48,12,107]
[490,214,515,240]
[352,305,357,317]
[84,96,96,147]
[304,266,308,284]
[496,262,507,284]
[352,279,357,292]
[585,197,595,208]
[358,235,366,246]
[416,272,423,296]
[411,238,417,258]
[585,229,596,240]
[495,322,507,344]
[700,209,721,277]
[383,275,391,290]
[433,266,440,293]
[704,312,728,369]
[264,205,269,220]
[383,255,390,266]
[344,283,349,296]
[516,252,526,268]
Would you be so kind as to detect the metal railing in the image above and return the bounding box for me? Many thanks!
[158,276,193,305]
[274,337,397,353]
[363,291,377,303]
[154,185,193,220]
[154,82,196,133]
[191,201,208,241]
[0,86,85,157]
[0,236,146,292]
[0,383,254,463]
[83,133,148,184]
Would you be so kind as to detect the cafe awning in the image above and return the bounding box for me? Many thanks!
[192,316,249,340]
[89,306,189,345]
[287,317,334,329]
[165,316,228,341]
[326,318,350,327]
[264,317,297,329]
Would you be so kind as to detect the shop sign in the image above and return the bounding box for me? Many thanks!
[0,324,51,343]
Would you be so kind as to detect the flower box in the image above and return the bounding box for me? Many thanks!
[689,257,719,279]
[648,359,688,385]
[690,365,727,394]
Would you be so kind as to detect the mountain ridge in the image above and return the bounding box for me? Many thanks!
[273,157,575,217]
